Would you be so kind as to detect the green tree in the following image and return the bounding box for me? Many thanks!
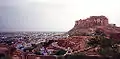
[87,36,120,57]
[54,49,67,55]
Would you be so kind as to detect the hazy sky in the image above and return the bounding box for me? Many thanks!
[0,0,120,32]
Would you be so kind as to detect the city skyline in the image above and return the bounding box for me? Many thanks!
[0,0,120,32]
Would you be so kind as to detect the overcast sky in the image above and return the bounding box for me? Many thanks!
[0,0,120,32]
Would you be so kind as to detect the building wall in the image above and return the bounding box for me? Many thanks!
[75,16,109,28]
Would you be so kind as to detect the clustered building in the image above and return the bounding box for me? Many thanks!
[0,32,68,59]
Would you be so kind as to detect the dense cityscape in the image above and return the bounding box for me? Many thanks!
[0,32,69,59]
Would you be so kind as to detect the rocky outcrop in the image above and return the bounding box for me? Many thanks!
[68,16,120,40]
[53,16,120,55]
[56,36,99,55]
[57,36,90,51]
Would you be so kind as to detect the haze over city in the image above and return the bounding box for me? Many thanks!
[0,0,120,31]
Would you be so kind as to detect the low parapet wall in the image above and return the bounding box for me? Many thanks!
[11,54,120,59]
[12,54,57,59]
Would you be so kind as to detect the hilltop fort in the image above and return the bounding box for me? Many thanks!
[68,16,120,40]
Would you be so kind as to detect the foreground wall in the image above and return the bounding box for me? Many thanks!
[11,54,120,59]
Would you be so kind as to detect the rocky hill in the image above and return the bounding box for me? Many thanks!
[68,16,120,40]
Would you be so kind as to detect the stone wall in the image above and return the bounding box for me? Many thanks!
[11,54,120,59]
[74,16,108,28]
[12,54,57,59]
